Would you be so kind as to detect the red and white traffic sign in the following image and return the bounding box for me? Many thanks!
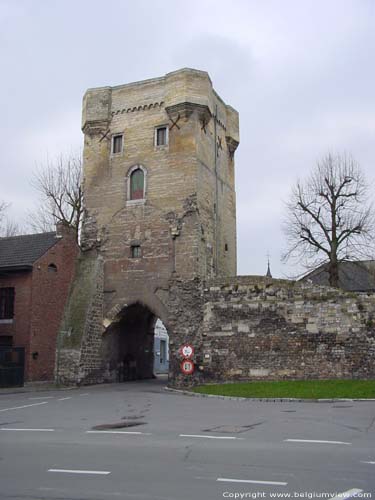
[180,359,194,375]
[179,344,194,359]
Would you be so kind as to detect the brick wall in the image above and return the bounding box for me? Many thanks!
[28,231,78,381]
[0,272,32,375]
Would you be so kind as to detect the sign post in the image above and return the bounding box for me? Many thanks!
[179,344,195,375]
[179,344,194,359]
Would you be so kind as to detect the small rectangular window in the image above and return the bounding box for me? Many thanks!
[0,336,13,347]
[112,134,123,154]
[155,126,168,147]
[0,288,15,320]
[131,245,141,258]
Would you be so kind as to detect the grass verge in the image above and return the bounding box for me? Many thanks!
[192,380,375,399]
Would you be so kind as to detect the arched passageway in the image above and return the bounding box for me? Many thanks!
[101,303,169,383]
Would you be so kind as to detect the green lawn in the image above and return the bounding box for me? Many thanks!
[192,380,375,399]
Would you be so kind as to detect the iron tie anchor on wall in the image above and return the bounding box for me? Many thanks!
[169,114,181,131]
[99,129,111,142]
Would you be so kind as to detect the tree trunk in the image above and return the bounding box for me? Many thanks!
[328,258,339,287]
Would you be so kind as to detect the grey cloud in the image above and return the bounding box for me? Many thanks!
[0,0,374,278]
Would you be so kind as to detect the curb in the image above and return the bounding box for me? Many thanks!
[164,387,375,403]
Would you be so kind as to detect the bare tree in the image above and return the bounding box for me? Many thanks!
[282,153,375,287]
[29,153,83,242]
[0,202,21,237]
[0,201,8,235]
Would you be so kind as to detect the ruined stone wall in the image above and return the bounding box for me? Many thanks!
[166,277,375,386]
[55,252,104,385]
[57,270,375,386]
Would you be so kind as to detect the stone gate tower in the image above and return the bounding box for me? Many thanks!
[82,68,239,280]
[57,72,375,386]
[58,69,239,385]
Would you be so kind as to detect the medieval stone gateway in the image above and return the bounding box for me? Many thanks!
[56,69,375,386]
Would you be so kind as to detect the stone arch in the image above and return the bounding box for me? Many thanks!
[106,294,170,333]
[101,296,171,383]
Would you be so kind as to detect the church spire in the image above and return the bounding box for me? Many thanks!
[266,253,272,278]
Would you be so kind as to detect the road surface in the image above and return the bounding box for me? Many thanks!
[0,378,374,499]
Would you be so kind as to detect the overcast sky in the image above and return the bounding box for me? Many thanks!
[1,0,374,277]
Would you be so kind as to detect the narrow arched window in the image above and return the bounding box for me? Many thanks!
[130,168,144,200]
[48,263,58,273]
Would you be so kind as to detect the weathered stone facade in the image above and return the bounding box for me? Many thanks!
[57,68,375,386]
[166,277,375,386]
[81,68,238,279]
[57,68,239,384]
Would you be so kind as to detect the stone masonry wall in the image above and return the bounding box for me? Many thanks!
[57,271,375,387]
[166,276,375,386]
[56,252,104,385]
[57,69,374,387]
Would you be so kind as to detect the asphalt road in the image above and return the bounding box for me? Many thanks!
[0,378,374,500]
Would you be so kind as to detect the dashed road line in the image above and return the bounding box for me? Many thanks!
[0,401,48,413]
[284,439,351,445]
[361,461,375,464]
[179,434,243,440]
[79,393,89,396]
[57,397,72,401]
[0,428,54,432]
[217,477,287,486]
[28,396,55,400]
[86,430,151,436]
[330,489,363,500]
[48,469,111,475]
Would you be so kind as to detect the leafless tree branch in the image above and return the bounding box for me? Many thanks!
[282,153,375,287]
[28,153,83,243]
[0,202,21,237]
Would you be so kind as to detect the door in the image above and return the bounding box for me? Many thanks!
[0,347,25,388]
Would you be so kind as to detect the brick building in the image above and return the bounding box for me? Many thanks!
[0,225,78,384]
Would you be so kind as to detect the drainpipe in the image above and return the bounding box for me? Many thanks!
[213,105,219,277]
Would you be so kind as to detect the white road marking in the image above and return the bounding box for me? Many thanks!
[86,430,151,435]
[79,393,89,396]
[330,489,363,500]
[0,401,48,413]
[0,428,54,432]
[57,397,72,401]
[217,478,287,486]
[179,434,243,440]
[48,469,111,475]
[361,461,375,464]
[284,439,351,445]
[28,396,55,400]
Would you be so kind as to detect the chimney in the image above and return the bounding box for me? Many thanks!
[56,222,76,239]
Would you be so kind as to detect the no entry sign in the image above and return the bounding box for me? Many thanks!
[179,344,194,359]
[181,359,194,375]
